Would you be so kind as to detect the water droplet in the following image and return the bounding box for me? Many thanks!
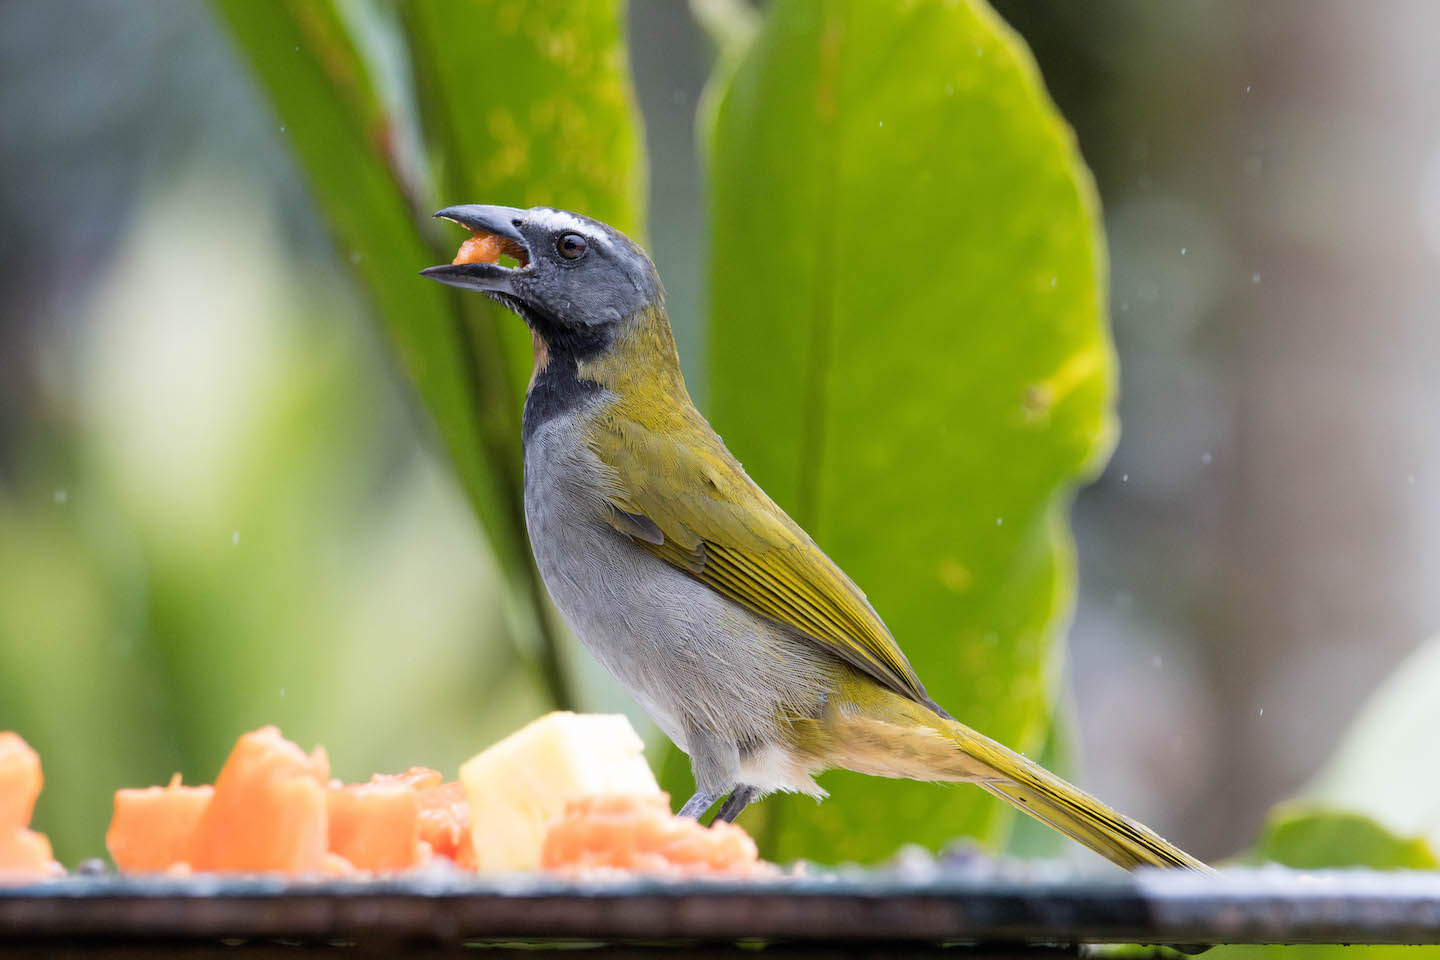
[279,125,287,134]
[1201,452,1213,465]
[1049,276,1057,288]
[1252,272,1262,284]
[995,517,1003,526]
[1180,247,1188,256]
[232,531,240,546]
[878,121,884,128]
[1258,707,1264,717]
[1245,84,1253,93]
[279,688,287,697]
[53,488,68,504]
[1121,473,1129,482]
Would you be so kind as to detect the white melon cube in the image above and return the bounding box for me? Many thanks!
[460,711,661,872]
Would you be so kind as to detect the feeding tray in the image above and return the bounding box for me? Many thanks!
[4,864,1440,953]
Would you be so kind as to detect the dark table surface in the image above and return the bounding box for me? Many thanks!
[3,863,1439,954]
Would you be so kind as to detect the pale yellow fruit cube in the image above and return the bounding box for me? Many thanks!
[460,711,661,872]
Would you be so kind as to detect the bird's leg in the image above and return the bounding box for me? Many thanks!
[678,723,739,821]
[711,784,757,825]
[677,790,723,819]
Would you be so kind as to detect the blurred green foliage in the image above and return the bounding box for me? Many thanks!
[0,183,542,863]
[14,0,1415,884]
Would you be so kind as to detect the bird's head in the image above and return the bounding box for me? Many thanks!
[420,204,664,362]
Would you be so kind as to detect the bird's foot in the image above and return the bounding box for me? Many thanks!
[711,784,757,825]
[677,790,722,819]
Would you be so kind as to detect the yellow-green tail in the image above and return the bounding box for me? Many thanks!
[817,685,1213,873]
[949,717,1213,873]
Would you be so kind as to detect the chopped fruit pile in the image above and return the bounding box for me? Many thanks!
[329,768,474,873]
[452,230,528,267]
[544,794,764,877]
[0,733,61,878]
[105,726,471,875]
[4,714,766,879]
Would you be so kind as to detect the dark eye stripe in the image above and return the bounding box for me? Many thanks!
[557,234,588,260]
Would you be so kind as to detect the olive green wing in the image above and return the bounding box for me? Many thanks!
[593,414,929,705]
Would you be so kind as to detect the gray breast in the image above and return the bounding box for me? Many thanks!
[520,398,838,774]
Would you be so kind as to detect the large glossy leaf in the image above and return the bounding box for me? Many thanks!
[698,0,1115,861]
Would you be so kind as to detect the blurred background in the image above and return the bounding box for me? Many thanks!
[1,0,1437,866]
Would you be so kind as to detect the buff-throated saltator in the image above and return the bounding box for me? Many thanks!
[422,204,1208,873]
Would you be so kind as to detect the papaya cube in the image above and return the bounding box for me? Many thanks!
[0,828,58,879]
[0,733,42,831]
[106,774,214,873]
[190,727,329,873]
[326,778,424,873]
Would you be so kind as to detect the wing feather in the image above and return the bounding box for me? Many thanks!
[594,411,928,704]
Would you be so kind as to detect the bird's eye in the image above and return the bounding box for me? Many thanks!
[557,234,588,260]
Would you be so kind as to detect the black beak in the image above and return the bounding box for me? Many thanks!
[419,204,530,293]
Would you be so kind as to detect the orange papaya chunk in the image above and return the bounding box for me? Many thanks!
[0,733,42,831]
[452,231,528,267]
[541,794,764,877]
[190,727,329,873]
[106,774,214,873]
[0,828,59,879]
[325,778,424,873]
[416,780,473,868]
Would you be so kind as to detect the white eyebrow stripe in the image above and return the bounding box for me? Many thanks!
[527,208,614,251]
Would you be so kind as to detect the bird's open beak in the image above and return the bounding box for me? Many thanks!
[419,204,532,293]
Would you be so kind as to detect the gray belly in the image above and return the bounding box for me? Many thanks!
[521,408,836,777]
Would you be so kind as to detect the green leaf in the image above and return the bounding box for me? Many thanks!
[212,0,526,580]
[212,1,648,711]
[1204,638,1440,960]
[1206,807,1440,960]
[700,0,1114,862]
[1255,805,1438,871]
[1304,632,1440,847]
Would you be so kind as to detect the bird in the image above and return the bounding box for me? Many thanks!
[421,203,1209,873]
